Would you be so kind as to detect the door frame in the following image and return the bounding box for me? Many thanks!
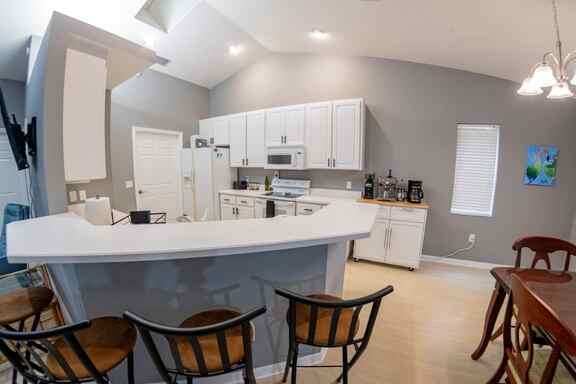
[131,126,184,217]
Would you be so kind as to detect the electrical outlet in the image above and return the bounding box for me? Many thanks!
[125,180,134,189]
[468,233,476,243]
[68,190,78,203]
[346,181,352,190]
[78,190,87,201]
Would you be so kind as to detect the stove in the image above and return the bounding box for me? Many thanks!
[267,179,311,200]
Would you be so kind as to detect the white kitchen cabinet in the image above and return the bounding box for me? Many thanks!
[245,111,266,167]
[212,117,230,146]
[296,202,325,216]
[220,203,237,220]
[199,119,214,144]
[63,48,107,183]
[228,114,247,167]
[219,194,256,220]
[266,105,306,146]
[305,102,333,169]
[274,200,296,216]
[332,99,364,170]
[354,220,388,263]
[306,99,364,171]
[354,205,427,270]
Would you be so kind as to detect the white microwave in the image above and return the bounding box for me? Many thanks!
[265,146,306,169]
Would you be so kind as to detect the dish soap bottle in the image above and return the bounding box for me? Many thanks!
[363,173,375,200]
[264,176,271,191]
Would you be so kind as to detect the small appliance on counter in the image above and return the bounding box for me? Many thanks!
[380,169,397,201]
[407,180,424,203]
[363,173,375,199]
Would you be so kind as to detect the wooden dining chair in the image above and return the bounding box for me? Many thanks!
[276,286,394,384]
[0,316,136,384]
[471,236,576,360]
[124,306,266,384]
[499,272,576,384]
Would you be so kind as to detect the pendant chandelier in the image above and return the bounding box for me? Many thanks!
[517,0,576,99]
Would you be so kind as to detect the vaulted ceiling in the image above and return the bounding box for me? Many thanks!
[1,0,576,88]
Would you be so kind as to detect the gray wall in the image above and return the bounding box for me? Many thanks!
[108,70,209,211]
[209,53,576,265]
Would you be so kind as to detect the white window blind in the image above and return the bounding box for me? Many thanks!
[451,124,500,217]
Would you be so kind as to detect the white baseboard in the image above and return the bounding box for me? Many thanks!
[422,255,509,270]
[151,349,327,384]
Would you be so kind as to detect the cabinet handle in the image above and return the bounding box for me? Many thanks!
[327,159,330,167]
[246,158,249,166]
[332,158,336,167]
[384,227,389,249]
[304,208,313,212]
[387,228,392,249]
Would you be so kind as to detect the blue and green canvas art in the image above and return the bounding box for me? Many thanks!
[524,145,558,186]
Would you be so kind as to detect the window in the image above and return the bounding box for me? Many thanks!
[451,124,500,217]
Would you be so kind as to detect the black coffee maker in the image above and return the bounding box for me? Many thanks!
[407,180,424,203]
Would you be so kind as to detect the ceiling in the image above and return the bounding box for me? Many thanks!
[1,0,576,88]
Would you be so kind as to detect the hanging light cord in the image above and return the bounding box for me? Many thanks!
[551,0,564,66]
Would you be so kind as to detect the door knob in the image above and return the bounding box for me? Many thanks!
[138,190,144,194]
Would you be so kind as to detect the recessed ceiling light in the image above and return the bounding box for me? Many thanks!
[228,44,244,56]
[309,29,330,41]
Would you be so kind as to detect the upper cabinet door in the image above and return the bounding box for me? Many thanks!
[212,117,230,145]
[228,113,246,167]
[63,49,107,182]
[199,119,214,144]
[332,99,364,170]
[265,108,284,146]
[284,105,306,145]
[246,111,266,167]
[305,102,333,169]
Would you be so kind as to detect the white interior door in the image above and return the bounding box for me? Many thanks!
[246,111,266,167]
[332,99,362,170]
[228,114,246,167]
[0,129,27,228]
[306,102,333,169]
[132,127,183,221]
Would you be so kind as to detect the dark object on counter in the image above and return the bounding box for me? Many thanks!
[407,180,424,203]
[130,210,151,224]
[265,175,271,191]
[266,200,276,218]
[363,173,375,199]
[233,181,240,190]
[239,180,248,190]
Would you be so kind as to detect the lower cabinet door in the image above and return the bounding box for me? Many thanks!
[354,220,388,262]
[220,204,237,220]
[237,205,255,219]
[386,221,424,268]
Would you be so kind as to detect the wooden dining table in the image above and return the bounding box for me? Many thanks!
[488,269,576,383]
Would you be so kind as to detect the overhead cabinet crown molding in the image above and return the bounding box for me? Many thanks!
[200,98,365,171]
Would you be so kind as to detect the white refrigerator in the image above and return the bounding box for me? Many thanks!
[182,142,234,221]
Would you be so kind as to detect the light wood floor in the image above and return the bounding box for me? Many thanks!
[261,260,502,384]
[0,260,502,384]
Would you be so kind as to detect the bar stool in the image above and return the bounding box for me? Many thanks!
[125,306,266,384]
[0,286,54,383]
[276,287,394,384]
[0,316,137,384]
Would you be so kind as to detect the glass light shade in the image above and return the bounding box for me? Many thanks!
[547,82,574,99]
[571,72,576,86]
[517,77,543,96]
[531,64,558,87]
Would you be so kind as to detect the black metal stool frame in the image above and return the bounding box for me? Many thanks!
[276,286,394,384]
[0,320,134,384]
[124,306,266,384]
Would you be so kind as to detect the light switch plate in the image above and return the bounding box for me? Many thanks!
[78,190,87,201]
[68,190,78,203]
[125,180,134,189]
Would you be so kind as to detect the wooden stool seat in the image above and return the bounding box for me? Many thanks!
[294,294,360,346]
[176,308,249,373]
[46,317,136,379]
[0,287,54,325]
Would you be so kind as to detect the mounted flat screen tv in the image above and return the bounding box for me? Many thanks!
[0,87,35,170]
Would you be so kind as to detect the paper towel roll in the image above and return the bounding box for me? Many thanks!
[85,196,112,225]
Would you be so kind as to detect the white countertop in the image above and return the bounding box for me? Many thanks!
[7,193,378,264]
